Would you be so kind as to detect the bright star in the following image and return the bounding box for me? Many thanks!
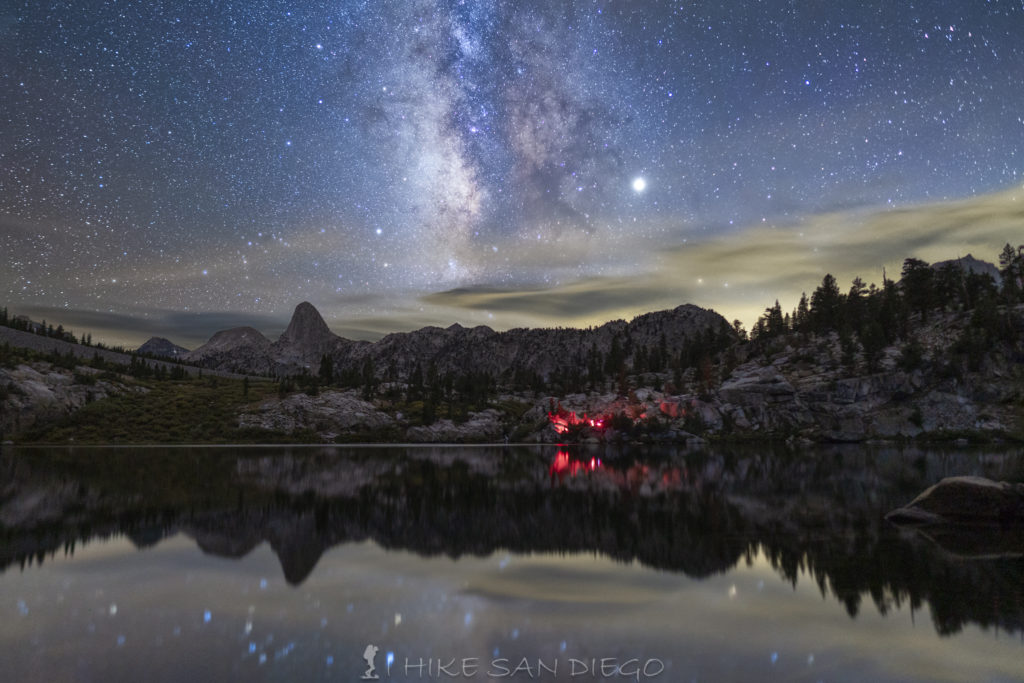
[632,177,647,193]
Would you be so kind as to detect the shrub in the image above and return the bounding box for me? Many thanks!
[909,407,924,428]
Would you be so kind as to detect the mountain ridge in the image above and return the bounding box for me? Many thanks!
[182,300,734,381]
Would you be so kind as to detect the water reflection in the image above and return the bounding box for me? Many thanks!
[548,450,602,480]
[1,444,1023,637]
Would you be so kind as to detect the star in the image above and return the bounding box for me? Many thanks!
[0,1,1021,345]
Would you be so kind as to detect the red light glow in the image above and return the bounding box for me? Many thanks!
[548,405,607,434]
[549,450,603,478]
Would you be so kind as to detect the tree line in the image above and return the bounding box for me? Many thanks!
[748,244,1024,370]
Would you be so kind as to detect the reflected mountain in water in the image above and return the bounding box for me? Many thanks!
[1,444,1023,636]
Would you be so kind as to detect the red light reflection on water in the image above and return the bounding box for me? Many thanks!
[549,450,602,479]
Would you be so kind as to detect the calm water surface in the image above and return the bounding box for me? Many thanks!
[1,444,1023,682]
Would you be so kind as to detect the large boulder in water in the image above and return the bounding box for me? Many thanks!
[886,476,1024,526]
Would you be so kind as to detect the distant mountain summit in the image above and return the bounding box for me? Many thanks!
[931,254,1001,284]
[181,303,344,375]
[136,337,189,359]
[184,326,274,374]
[279,301,332,345]
[273,301,341,369]
[189,326,271,354]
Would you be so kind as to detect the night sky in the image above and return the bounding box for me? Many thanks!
[3,1,1024,347]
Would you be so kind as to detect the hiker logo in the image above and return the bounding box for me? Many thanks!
[362,644,380,680]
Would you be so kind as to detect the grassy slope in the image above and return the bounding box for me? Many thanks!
[23,376,316,444]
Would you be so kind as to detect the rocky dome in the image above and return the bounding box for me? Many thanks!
[136,336,189,359]
[272,302,342,370]
[279,301,333,347]
[186,326,271,357]
[182,326,275,374]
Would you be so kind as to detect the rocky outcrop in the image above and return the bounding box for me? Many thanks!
[719,366,797,407]
[503,305,1022,443]
[648,305,1023,443]
[136,337,190,359]
[238,391,508,443]
[405,409,505,443]
[0,362,131,437]
[238,390,396,439]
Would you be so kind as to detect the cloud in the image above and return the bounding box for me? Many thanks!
[655,183,1024,326]
[13,183,1024,348]
[422,182,1024,331]
[326,314,465,342]
[421,277,684,322]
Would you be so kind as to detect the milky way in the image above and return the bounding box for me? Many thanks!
[2,1,1023,345]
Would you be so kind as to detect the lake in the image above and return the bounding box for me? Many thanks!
[1,444,1023,682]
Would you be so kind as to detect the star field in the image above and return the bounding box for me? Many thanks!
[2,1,1024,345]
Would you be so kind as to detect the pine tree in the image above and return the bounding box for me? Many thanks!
[878,275,902,343]
[901,258,935,322]
[361,357,376,400]
[809,275,843,333]
[318,354,334,386]
[605,334,624,375]
[766,300,786,336]
[845,277,866,331]
[998,243,1022,304]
